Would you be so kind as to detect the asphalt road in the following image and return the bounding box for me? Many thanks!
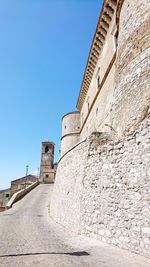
[0,184,150,267]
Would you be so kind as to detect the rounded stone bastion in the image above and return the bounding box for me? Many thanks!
[60,111,81,157]
[111,0,150,137]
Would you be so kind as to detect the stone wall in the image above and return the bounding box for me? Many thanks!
[80,14,117,139]
[111,0,150,138]
[51,112,150,258]
[51,140,87,232]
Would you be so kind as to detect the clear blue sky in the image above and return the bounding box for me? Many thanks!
[0,0,102,189]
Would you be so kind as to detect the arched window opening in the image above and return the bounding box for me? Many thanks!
[45,145,49,153]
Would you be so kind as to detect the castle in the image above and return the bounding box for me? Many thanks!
[50,0,150,258]
[0,0,149,259]
[60,0,150,156]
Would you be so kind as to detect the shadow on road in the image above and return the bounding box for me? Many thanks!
[0,251,90,258]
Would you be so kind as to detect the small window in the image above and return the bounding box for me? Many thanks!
[115,30,119,49]
[64,125,66,129]
[45,174,49,178]
[96,67,100,90]
[5,193,10,198]
[97,76,100,89]
[86,96,90,112]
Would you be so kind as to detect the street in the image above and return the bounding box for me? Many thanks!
[0,184,150,267]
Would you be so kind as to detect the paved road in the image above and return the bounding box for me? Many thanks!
[0,185,150,267]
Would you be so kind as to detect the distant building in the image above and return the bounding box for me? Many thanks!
[0,140,57,210]
[0,174,37,210]
[0,188,10,211]
[39,141,57,184]
[10,174,38,196]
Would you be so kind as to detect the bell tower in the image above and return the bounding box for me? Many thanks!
[39,141,55,184]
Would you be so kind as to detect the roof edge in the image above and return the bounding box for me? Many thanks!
[76,0,117,111]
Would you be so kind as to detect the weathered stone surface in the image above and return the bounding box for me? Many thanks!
[111,0,150,137]
[51,113,150,258]
[39,141,56,184]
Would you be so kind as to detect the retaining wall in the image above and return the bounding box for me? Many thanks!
[6,181,39,209]
[51,112,150,258]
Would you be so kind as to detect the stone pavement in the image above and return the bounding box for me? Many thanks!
[0,184,150,267]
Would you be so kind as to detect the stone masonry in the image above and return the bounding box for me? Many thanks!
[39,141,56,184]
[51,111,150,258]
[111,0,150,138]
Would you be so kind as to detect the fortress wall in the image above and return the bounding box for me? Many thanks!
[111,0,150,138]
[51,140,87,232]
[61,134,80,158]
[61,112,80,156]
[80,64,116,139]
[51,112,150,257]
[80,14,117,139]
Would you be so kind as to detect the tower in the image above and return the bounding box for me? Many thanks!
[39,141,55,184]
[60,111,80,157]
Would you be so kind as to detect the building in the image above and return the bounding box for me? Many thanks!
[61,0,150,156]
[51,0,150,258]
[10,174,38,196]
[0,188,10,211]
[0,174,37,210]
[0,140,57,209]
[39,141,57,184]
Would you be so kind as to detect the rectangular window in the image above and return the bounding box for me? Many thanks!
[115,30,118,49]
[96,67,100,90]
[97,76,100,89]
[86,96,90,112]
